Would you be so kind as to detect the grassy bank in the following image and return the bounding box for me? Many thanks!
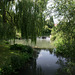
[0,44,33,75]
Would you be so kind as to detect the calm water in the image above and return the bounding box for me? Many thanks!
[11,37,54,48]
[11,37,66,75]
[19,49,66,75]
[36,50,60,75]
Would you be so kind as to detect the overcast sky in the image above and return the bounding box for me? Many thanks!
[12,0,61,24]
[47,0,64,24]
[46,0,59,24]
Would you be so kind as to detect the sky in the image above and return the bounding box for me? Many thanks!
[12,0,61,24]
[47,0,64,24]
[46,0,59,24]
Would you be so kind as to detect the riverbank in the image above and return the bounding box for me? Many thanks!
[0,42,75,75]
[0,44,34,75]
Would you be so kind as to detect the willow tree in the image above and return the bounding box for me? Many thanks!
[0,0,48,43]
[15,0,48,42]
[0,0,16,42]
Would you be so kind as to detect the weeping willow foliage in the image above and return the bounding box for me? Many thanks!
[15,0,48,42]
[0,0,16,40]
[0,0,48,42]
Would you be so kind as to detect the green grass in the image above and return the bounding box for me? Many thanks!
[0,44,20,68]
[0,43,34,75]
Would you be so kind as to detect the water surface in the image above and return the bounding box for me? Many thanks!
[11,37,66,75]
[19,49,66,75]
[11,37,54,48]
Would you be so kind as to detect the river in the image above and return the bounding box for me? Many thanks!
[10,37,54,48]
[13,37,67,75]
[18,48,66,75]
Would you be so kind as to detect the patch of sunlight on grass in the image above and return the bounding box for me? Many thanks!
[10,52,14,54]
[0,68,1,71]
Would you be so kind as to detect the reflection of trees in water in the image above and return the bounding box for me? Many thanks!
[20,49,44,75]
[36,66,44,75]
[33,49,75,75]
[34,49,44,75]
[19,49,75,75]
[31,59,44,75]
[56,57,75,75]
[49,49,53,54]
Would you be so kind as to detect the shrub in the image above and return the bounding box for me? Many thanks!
[50,35,56,41]
[4,41,9,44]
[1,64,13,75]
[55,42,75,59]
[0,68,2,75]
[21,45,33,54]
[11,54,23,70]
[10,53,30,71]
[10,44,23,50]
[1,52,33,75]
[10,44,33,54]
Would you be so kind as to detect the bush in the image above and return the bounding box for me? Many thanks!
[55,42,75,59]
[4,41,9,44]
[0,44,33,75]
[1,64,13,75]
[10,53,30,71]
[21,45,33,54]
[10,44,23,50]
[0,68,2,75]
[50,35,56,41]
[10,44,33,54]
[1,52,33,75]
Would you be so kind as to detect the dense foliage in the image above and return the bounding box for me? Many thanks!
[50,1,75,74]
[51,21,75,58]
[0,0,16,40]
[51,0,75,58]
[0,44,34,75]
[0,0,75,74]
[42,16,54,35]
[0,0,48,42]
[10,44,33,54]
